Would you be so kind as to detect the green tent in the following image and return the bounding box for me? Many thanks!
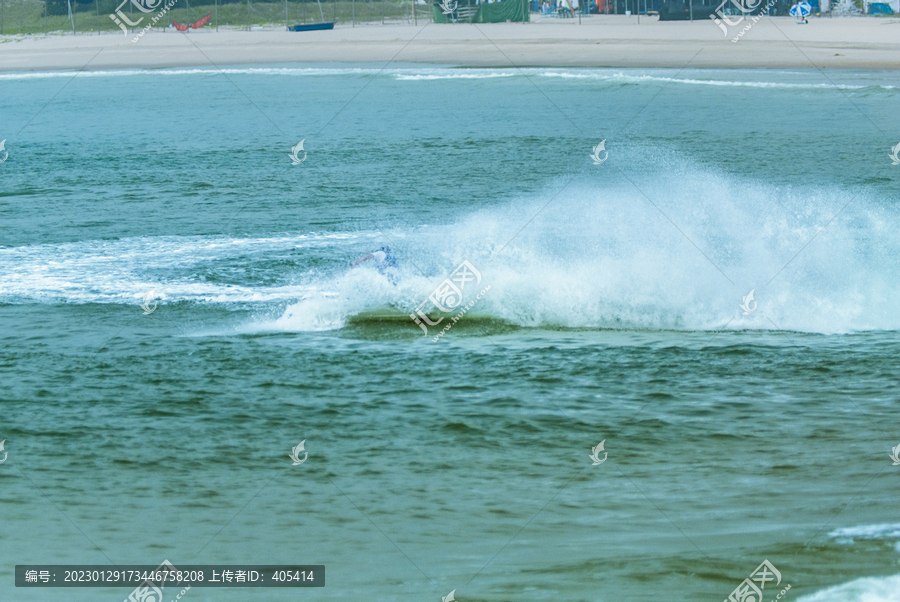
[433,0,530,22]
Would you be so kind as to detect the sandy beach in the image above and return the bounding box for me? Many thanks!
[1,15,899,71]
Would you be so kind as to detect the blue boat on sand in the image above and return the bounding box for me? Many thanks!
[289,22,334,31]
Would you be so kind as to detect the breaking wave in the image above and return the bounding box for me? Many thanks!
[2,157,898,335]
[797,575,900,602]
[0,66,897,93]
[795,524,900,602]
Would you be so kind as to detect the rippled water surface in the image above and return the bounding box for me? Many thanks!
[1,65,899,602]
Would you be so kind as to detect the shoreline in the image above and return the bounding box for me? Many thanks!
[1,16,900,71]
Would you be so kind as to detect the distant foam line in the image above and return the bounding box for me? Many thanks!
[395,72,519,81]
[397,70,894,90]
[0,231,366,259]
[604,73,892,90]
[1,67,894,91]
[568,72,872,89]
[0,67,387,80]
[830,523,900,541]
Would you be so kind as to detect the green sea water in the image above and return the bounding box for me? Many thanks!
[1,65,899,602]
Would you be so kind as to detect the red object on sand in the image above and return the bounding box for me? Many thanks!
[191,13,211,29]
[171,21,189,31]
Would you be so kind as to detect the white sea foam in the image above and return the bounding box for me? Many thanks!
[0,232,376,305]
[4,158,899,334]
[797,523,900,602]
[248,268,425,332]
[797,524,900,602]
[251,159,900,334]
[830,523,900,542]
[395,70,894,90]
[1,67,895,91]
[395,72,520,81]
[797,575,900,602]
[0,67,387,80]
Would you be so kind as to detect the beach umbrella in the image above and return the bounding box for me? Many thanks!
[790,1,811,16]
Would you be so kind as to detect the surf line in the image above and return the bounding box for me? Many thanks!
[431,285,491,343]
[132,0,178,43]
[731,0,777,43]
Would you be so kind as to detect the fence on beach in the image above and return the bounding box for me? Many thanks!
[0,0,882,36]
[0,0,427,35]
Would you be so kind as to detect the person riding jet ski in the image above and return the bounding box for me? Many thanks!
[351,246,399,284]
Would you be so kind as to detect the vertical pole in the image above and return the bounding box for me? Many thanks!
[216,0,218,30]
[382,0,384,23]
[413,0,416,24]
[689,0,693,19]
[352,0,354,25]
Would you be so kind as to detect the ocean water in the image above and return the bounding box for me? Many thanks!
[1,64,899,602]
